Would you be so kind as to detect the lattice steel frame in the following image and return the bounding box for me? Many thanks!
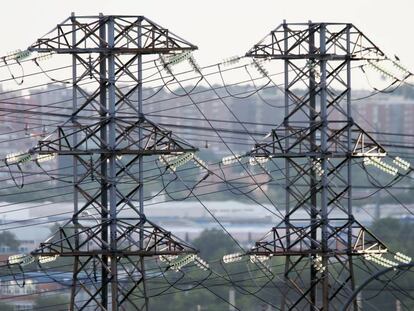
[27,13,199,311]
[246,21,389,311]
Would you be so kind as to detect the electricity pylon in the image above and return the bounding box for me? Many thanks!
[246,21,390,310]
[25,13,200,311]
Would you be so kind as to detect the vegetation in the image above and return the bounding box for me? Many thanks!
[147,222,414,311]
[0,231,20,251]
[35,294,69,311]
[361,218,414,310]
[1,221,413,310]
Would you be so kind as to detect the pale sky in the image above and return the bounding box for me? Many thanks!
[1,0,413,71]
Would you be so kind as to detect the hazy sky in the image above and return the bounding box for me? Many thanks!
[1,0,413,70]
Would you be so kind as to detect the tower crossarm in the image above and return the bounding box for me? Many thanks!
[28,15,197,54]
[246,22,385,61]
[28,117,198,156]
[249,122,386,159]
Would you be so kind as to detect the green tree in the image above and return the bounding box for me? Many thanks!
[370,218,414,256]
[35,294,69,311]
[358,218,414,311]
[0,302,13,311]
[0,231,20,251]
[192,229,238,261]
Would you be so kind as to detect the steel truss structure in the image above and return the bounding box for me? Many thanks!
[25,13,200,311]
[246,22,390,310]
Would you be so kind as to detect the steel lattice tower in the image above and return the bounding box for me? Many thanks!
[25,13,200,311]
[246,22,390,310]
